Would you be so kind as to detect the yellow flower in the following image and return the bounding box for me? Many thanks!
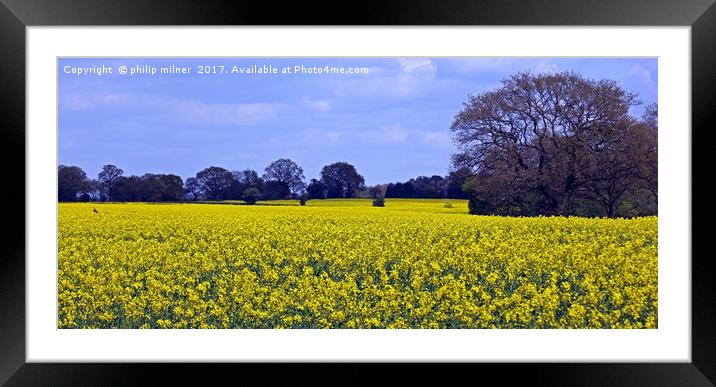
[58,200,657,329]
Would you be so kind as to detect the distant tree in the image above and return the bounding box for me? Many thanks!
[58,165,89,202]
[113,175,143,202]
[263,158,306,196]
[235,169,263,188]
[137,174,165,202]
[184,177,201,201]
[227,172,248,200]
[132,174,169,202]
[85,179,104,201]
[242,187,262,205]
[353,186,371,199]
[262,180,291,200]
[367,185,384,199]
[195,166,234,200]
[446,167,473,199]
[299,193,310,206]
[158,174,184,201]
[400,182,415,198]
[110,173,184,202]
[385,182,415,198]
[429,175,447,196]
[77,192,92,202]
[372,194,385,207]
[385,183,397,198]
[97,164,124,202]
[306,178,327,199]
[320,162,365,198]
[410,175,446,198]
[226,169,265,200]
[383,177,446,199]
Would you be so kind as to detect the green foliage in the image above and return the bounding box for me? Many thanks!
[372,195,385,207]
[58,165,90,202]
[242,187,262,205]
[468,195,489,215]
[299,193,310,206]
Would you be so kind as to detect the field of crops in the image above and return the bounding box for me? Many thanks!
[58,199,657,329]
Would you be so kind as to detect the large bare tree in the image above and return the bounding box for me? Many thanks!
[451,71,655,217]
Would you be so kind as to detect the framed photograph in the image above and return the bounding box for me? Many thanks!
[2,0,715,385]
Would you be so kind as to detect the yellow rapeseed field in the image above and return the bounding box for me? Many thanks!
[58,199,657,329]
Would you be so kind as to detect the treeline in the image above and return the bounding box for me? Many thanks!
[59,159,373,203]
[59,165,186,202]
[383,169,472,199]
[59,158,475,204]
[450,71,658,218]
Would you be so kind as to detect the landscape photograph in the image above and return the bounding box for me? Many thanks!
[57,57,658,329]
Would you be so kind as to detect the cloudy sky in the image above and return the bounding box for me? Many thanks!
[58,57,657,185]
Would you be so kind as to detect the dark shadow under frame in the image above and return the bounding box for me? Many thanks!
[0,0,714,385]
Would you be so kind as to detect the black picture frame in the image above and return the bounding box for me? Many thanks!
[1,0,714,385]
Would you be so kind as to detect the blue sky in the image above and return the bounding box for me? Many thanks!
[58,57,657,185]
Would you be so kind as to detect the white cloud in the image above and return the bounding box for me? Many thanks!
[169,100,281,126]
[398,58,436,74]
[394,58,438,97]
[447,58,561,75]
[533,61,560,74]
[298,129,344,145]
[297,124,409,147]
[324,130,344,144]
[448,58,515,73]
[327,58,439,100]
[300,96,333,112]
[357,124,409,144]
[420,131,453,149]
[62,94,95,110]
[627,64,657,91]
[62,92,130,110]
[61,91,285,126]
[294,123,460,150]
[362,66,387,77]
[97,92,130,104]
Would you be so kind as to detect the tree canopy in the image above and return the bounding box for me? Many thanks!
[263,158,306,196]
[451,71,657,217]
[97,164,124,202]
[58,165,89,202]
[319,162,366,198]
[196,166,234,200]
